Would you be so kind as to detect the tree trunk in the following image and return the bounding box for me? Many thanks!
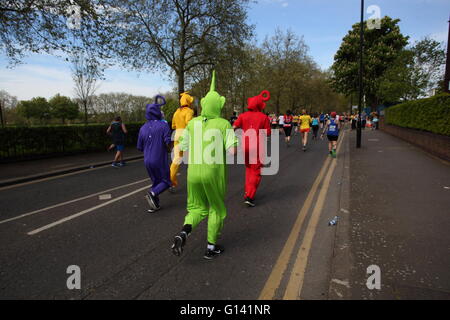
[178,71,185,95]
[84,100,88,125]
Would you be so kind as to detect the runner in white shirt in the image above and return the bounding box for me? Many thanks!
[278,114,285,131]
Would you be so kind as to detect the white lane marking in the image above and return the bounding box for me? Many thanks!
[331,278,351,288]
[98,194,112,200]
[27,185,149,235]
[0,178,149,225]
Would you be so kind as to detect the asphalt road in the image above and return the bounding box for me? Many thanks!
[0,132,334,300]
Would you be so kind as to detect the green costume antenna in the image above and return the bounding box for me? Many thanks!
[201,70,226,120]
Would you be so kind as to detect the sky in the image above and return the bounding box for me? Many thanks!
[1,0,449,101]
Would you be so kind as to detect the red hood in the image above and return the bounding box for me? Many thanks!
[247,90,270,111]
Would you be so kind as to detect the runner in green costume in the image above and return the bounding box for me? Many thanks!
[171,70,238,260]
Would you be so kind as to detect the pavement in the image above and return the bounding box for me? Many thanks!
[0,128,449,300]
[328,129,450,300]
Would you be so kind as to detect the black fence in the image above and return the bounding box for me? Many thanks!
[0,123,144,163]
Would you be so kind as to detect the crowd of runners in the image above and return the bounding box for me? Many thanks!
[105,71,379,261]
[267,111,346,153]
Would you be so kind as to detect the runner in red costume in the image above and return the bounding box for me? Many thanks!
[233,90,271,207]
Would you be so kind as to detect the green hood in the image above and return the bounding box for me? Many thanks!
[200,70,226,119]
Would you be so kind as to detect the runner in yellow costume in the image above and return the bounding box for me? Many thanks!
[170,92,194,190]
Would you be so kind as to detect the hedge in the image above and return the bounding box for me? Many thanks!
[0,123,145,162]
[385,94,450,136]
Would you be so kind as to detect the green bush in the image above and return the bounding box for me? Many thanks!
[0,123,144,161]
[385,94,450,136]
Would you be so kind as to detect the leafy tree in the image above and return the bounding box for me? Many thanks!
[261,28,310,114]
[162,97,180,123]
[377,50,421,103]
[16,97,51,124]
[189,43,258,116]
[0,0,100,65]
[412,37,447,92]
[188,28,349,116]
[49,94,79,124]
[330,16,409,109]
[95,0,253,94]
[90,92,152,122]
[378,37,446,103]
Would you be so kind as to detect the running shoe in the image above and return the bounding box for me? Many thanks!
[147,206,160,213]
[169,186,176,194]
[145,191,158,210]
[171,232,187,256]
[303,146,307,152]
[332,149,337,158]
[244,197,255,207]
[112,162,120,168]
[204,245,225,260]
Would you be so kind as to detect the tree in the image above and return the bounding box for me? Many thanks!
[71,50,102,124]
[90,92,153,123]
[0,90,18,126]
[330,16,409,109]
[189,43,259,116]
[410,37,446,95]
[0,90,18,109]
[378,37,446,103]
[49,94,79,124]
[188,28,348,116]
[16,97,51,124]
[96,0,253,94]
[261,28,310,114]
[161,97,180,123]
[0,0,100,65]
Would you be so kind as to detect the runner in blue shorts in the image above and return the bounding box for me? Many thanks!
[321,112,340,158]
[107,116,128,167]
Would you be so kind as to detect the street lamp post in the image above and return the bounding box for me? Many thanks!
[444,16,450,94]
[356,0,364,148]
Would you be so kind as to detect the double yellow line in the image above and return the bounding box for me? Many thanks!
[259,131,345,300]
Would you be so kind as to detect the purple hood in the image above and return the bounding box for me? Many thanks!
[145,95,166,121]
